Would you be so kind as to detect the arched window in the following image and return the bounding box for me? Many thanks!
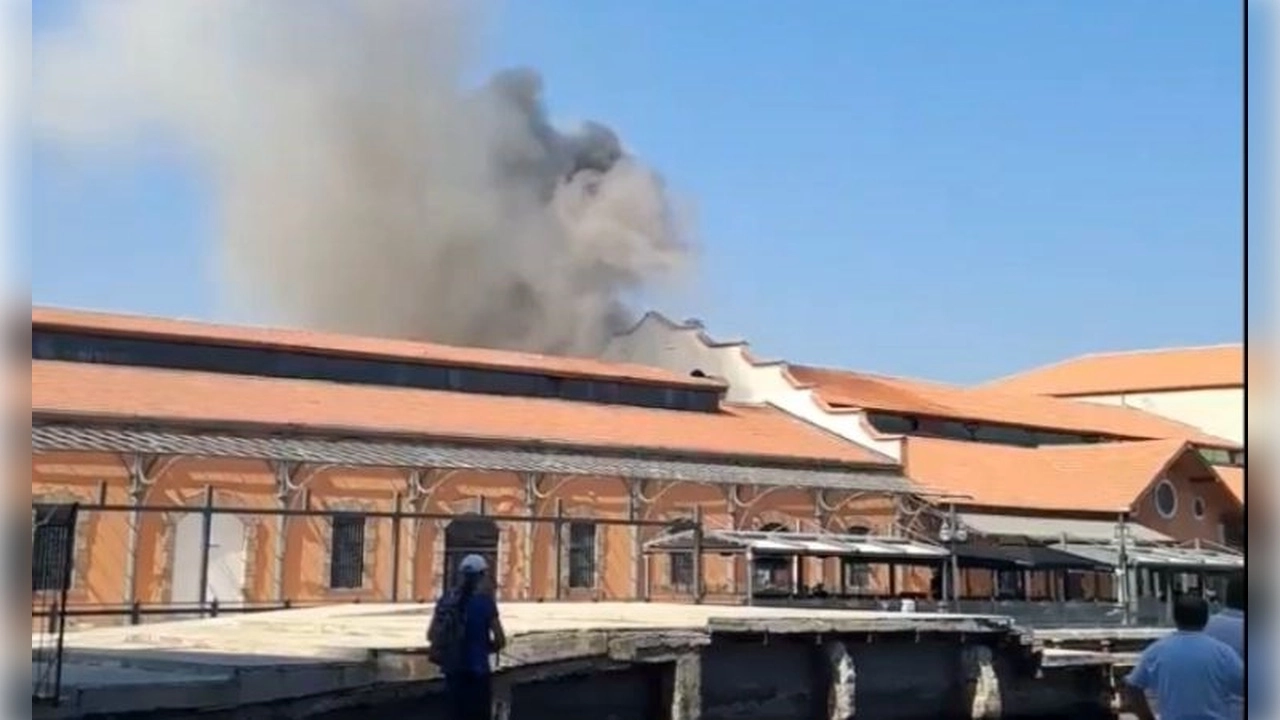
[443,514,499,592]
[842,525,873,593]
[751,523,793,595]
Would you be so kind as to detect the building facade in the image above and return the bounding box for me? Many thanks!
[984,345,1246,446]
[30,308,931,618]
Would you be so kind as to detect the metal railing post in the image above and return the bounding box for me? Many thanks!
[692,505,705,604]
[553,499,564,601]
[390,492,402,602]
[1117,513,1131,626]
[197,486,214,617]
[51,503,80,705]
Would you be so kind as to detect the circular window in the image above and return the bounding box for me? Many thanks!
[1192,496,1207,520]
[1154,480,1178,519]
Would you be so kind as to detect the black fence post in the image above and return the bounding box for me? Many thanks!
[197,485,214,617]
[553,499,564,601]
[51,503,79,705]
[390,492,402,603]
[692,505,705,605]
[130,601,141,626]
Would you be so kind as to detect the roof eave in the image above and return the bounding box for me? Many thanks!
[29,410,903,475]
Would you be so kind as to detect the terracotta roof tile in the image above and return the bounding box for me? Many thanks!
[903,437,1193,513]
[983,345,1244,396]
[32,306,721,390]
[31,360,895,468]
[1215,466,1243,503]
[788,365,1236,448]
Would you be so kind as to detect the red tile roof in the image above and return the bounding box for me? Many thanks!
[903,437,1197,513]
[788,365,1237,448]
[32,306,723,390]
[983,345,1244,396]
[31,360,896,468]
[1215,466,1243,503]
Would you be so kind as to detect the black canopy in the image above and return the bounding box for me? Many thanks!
[951,543,1109,571]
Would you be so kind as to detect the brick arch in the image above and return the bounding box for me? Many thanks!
[751,508,797,531]
[154,485,265,604]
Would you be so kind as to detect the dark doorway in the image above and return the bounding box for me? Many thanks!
[443,514,500,591]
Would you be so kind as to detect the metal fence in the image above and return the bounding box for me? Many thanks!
[27,498,707,627]
[31,503,79,705]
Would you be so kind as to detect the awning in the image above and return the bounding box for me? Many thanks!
[959,513,1171,543]
[30,423,915,493]
[643,529,949,563]
[951,543,1112,571]
[1051,542,1245,572]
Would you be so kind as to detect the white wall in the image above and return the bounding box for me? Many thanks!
[605,315,903,460]
[1073,388,1244,445]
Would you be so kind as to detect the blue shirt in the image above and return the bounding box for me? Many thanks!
[1126,630,1244,720]
[435,591,499,675]
[1204,609,1244,659]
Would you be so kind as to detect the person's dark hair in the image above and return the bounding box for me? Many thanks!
[457,570,480,601]
[1224,573,1245,611]
[1173,593,1211,631]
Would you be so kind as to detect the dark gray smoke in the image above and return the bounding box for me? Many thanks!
[32,0,692,355]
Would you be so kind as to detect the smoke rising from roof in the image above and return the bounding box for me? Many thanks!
[32,0,691,356]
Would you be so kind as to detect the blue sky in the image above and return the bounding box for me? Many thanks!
[28,1,1245,383]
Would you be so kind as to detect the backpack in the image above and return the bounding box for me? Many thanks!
[427,589,468,669]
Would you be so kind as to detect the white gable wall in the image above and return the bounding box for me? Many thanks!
[1071,388,1244,445]
[605,316,902,460]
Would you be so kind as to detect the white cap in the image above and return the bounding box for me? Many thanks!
[458,554,489,575]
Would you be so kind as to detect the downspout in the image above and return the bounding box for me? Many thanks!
[122,454,155,613]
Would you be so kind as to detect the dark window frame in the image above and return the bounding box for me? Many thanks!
[32,329,724,413]
[669,551,694,590]
[567,521,597,590]
[666,514,696,589]
[841,525,874,593]
[31,504,77,592]
[329,512,367,590]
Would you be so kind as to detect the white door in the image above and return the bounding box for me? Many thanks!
[171,511,248,606]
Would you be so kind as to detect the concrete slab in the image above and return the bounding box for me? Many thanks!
[47,602,1024,662]
[34,602,1138,718]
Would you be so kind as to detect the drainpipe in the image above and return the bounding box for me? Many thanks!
[273,463,294,604]
[523,473,538,600]
[123,455,154,613]
[628,478,644,600]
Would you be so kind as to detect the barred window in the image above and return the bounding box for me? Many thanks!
[329,513,366,589]
[32,504,77,592]
[669,552,694,589]
[567,522,596,589]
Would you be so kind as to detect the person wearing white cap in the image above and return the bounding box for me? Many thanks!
[427,553,506,720]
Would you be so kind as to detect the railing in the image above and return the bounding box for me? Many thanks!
[751,596,1174,628]
[28,498,706,627]
[31,503,79,706]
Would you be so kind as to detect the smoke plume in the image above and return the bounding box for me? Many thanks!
[32,0,691,356]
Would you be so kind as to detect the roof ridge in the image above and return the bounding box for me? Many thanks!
[1070,343,1243,359]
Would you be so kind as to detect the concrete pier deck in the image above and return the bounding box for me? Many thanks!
[35,602,1136,719]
